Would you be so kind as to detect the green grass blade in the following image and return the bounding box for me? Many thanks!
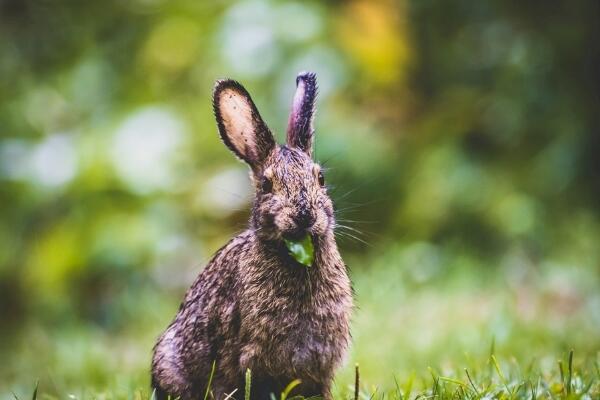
[404,372,415,400]
[464,368,479,396]
[439,376,469,390]
[491,355,513,397]
[392,374,401,400]
[203,360,216,400]
[558,359,566,396]
[281,379,301,400]
[245,368,252,400]
[567,349,573,395]
[31,381,38,400]
[354,364,360,400]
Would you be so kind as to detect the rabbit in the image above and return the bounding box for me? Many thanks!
[151,72,353,400]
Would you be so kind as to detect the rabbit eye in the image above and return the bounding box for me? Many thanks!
[318,170,325,187]
[261,176,273,193]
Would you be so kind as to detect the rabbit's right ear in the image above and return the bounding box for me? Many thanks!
[213,80,275,168]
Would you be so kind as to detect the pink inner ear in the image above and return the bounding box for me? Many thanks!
[213,79,276,166]
[219,89,258,158]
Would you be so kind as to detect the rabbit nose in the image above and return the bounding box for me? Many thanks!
[292,190,314,230]
[294,207,314,230]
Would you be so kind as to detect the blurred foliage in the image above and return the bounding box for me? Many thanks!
[1,0,599,397]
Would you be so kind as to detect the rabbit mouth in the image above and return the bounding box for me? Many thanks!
[279,232,316,268]
[282,227,310,241]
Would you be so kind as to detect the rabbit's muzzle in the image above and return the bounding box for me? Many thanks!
[280,208,316,240]
[255,184,333,242]
[268,202,325,241]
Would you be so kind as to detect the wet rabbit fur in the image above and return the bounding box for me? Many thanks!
[151,72,353,400]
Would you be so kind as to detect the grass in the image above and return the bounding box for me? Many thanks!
[348,351,600,400]
[12,350,600,399]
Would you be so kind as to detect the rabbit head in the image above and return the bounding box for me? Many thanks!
[213,72,334,243]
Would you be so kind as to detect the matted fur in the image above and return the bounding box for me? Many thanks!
[151,73,353,400]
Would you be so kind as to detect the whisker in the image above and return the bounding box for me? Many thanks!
[336,224,379,239]
[336,221,382,242]
[336,218,377,224]
[334,186,362,202]
[320,152,343,167]
[334,230,372,247]
[335,205,364,213]
[214,188,245,199]
[336,225,367,237]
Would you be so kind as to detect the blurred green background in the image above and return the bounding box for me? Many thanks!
[1,0,599,397]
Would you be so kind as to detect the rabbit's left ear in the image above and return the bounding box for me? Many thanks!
[213,79,275,168]
[286,72,317,157]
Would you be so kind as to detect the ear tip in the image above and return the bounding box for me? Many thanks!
[296,71,317,86]
[213,78,248,99]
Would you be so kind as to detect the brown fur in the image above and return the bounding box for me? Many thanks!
[151,73,353,400]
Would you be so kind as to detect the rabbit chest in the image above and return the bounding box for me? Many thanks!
[238,259,351,379]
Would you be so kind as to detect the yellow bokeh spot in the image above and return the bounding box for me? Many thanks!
[26,222,84,300]
[337,0,412,85]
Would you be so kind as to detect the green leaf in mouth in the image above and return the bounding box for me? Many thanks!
[284,234,314,267]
